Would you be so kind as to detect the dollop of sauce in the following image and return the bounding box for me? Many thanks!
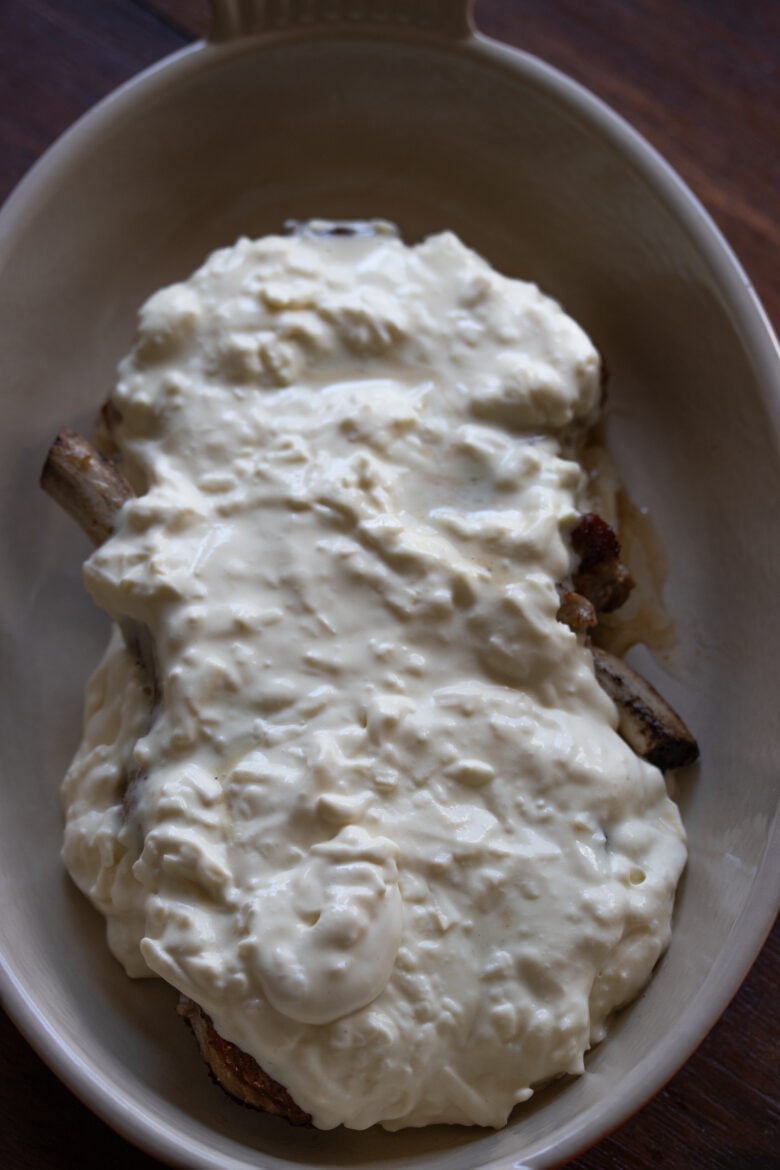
[62,226,686,1130]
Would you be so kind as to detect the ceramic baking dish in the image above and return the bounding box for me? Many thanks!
[0,2,778,1167]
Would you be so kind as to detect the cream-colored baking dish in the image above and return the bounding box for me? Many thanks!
[1,2,778,1168]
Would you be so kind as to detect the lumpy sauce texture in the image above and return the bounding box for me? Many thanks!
[62,225,686,1129]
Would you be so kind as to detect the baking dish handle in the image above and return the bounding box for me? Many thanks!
[208,0,474,42]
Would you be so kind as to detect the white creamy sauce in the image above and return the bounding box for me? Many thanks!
[62,225,686,1130]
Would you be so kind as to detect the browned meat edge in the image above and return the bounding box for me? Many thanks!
[557,511,698,771]
[556,590,598,632]
[177,997,312,1126]
[570,511,635,613]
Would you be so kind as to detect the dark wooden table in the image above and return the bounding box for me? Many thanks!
[1,2,777,1167]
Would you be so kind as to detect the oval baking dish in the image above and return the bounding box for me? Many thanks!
[0,3,778,1169]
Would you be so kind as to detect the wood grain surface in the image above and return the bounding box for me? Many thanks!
[0,1,777,1168]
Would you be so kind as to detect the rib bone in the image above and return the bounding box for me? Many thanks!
[40,427,132,545]
[41,428,159,711]
[592,646,699,771]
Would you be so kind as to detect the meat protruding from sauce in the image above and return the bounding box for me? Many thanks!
[592,647,699,770]
[177,998,312,1126]
[40,427,132,546]
[571,512,635,613]
[556,589,598,631]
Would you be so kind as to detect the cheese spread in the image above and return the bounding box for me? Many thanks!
[61,224,687,1130]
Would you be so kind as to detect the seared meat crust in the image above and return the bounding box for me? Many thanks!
[556,589,598,631]
[177,997,312,1126]
[571,512,635,613]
